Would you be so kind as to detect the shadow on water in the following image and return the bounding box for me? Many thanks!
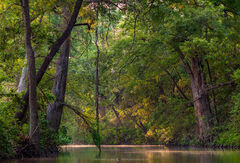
[3,145,240,163]
[95,150,102,159]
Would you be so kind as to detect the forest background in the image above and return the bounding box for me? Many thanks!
[0,0,240,158]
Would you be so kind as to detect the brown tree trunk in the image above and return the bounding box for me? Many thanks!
[190,57,212,141]
[175,46,212,141]
[21,0,40,154]
[14,0,83,124]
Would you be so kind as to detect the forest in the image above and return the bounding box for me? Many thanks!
[0,0,240,159]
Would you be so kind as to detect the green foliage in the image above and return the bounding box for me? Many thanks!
[230,93,240,131]
[0,94,23,158]
[38,113,72,150]
[210,0,240,14]
[0,1,240,159]
[63,0,240,146]
[57,126,72,145]
[91,124,101,151]
[38,114,57,150]
[0,119,14,159]
[213,93,240,146]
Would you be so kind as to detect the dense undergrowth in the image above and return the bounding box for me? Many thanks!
[0,103,71,159]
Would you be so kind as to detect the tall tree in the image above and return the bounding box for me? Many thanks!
[14,0,84,124]
[21,0,40,154]
[174,46,212,141]
[46,7,71,132]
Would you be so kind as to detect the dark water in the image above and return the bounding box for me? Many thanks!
[3,145,240,163]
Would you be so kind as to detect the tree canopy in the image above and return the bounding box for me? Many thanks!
[0,0,240,159]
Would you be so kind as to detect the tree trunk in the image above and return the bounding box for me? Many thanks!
[46,6,71,132]
[17,57,27,93]
[21,0,40,154]
[46,36,71,132]
[189,57,212,141]
[175,46,212,141]
[14,0,83,124]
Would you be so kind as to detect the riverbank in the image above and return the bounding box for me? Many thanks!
[2,144,240,161]
[61,144,240,150]
[3,145,240,163]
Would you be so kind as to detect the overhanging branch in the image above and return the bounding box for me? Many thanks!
[74,23,91,30]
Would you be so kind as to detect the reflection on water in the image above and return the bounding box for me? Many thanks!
[3,145,240,163]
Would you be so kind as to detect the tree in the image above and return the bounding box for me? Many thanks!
[14,0,84,124]
[46,6,71,132]
[174,45,212,141]
[21,0,40,154]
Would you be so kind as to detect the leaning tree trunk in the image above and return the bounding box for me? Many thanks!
[21,0,40,154]
[46,7,71,132]
[14,0,83,125]
[175,46,212,141]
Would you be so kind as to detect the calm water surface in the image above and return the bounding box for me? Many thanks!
[3,145,240,163]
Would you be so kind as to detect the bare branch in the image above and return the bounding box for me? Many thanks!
[62,103,92,131]
[74,23,91,30]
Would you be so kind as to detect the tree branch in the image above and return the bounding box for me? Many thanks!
[206,81,235,91]
[14,0,84,123]
[174,46,193,78]
[164,70,189,101]
[63,103,91,128]
[74,23,91,30]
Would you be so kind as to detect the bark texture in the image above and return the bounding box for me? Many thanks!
[21,0,40,154]
[14,0,83,124]
[46,7,71,132]
[175,46,212,141]
[190,57,212,140]
[46,36,71,132]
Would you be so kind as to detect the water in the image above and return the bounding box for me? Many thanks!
[3,145,240,163]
